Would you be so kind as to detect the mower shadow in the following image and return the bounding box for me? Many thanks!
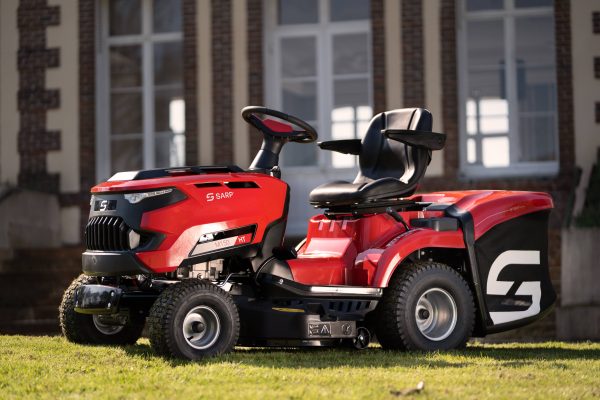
[122,341,600,369]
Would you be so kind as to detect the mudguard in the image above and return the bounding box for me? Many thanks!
[375,191,555,335]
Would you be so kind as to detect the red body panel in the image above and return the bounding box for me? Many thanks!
[91,169,552,286]
[289,190,553,288]
[92,173,288,273]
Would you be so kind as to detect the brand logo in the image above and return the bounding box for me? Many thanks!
[206,192,234,202]
[486,250,541,325]
[308,323,331,337]
[94,199,116,211]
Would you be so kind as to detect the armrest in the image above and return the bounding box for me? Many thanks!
[317,139,362,155]
[382,129,446,151]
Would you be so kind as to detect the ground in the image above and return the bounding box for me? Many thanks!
[0,336,598,399]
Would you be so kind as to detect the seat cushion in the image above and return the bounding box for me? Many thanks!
[309,178,414,206]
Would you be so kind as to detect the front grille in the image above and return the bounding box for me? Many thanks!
[85,216,130,251]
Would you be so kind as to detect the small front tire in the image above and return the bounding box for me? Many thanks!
[147,279,239,360]
[59,274,144,345]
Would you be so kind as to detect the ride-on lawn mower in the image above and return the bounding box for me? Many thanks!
[60,107,556,360]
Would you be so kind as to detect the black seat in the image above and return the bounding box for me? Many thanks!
[309,108,445,208]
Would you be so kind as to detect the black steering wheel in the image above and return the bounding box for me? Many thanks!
[241,106,318,143]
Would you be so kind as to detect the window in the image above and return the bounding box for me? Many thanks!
[458,0,558,177]
[97,0,185,179]
[265,0,372,169]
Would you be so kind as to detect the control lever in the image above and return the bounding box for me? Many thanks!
[386,207,410,231]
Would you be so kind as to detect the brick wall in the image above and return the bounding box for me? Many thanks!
[371,0,386,115]
[77,0,96,231]
[401,0,425,108]
[183,0,199,166]
[212,0,234,164]
[247,0,264,159]
[17,0,61,193]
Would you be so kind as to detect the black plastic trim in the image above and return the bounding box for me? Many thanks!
[82,251,152,276]
[410,217,459,231]
[89,188,187,234]
[317,139,362,155]
[444,205,490,334]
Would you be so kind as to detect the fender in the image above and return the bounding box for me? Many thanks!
[372,228,465,287]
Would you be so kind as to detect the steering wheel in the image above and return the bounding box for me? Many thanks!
[241,106,318,143]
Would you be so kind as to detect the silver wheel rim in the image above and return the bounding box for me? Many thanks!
[182,306,221,350]
[415,288,458,341]
[92,315,125,335]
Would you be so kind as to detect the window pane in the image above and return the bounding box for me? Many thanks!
[467,70,508,135]
[278,0,318,25]
[333,34,369,75]
[282,81,317,121]
[155,134,185,168]
[154,42,183,85]
[109,0,141,36]
[516,16,555,69]
[331,79,370,168]
[334,78,370,109]
[281,37,317,78]
[282,142,317,166]
[153,0,182,33]
[111,92,142,135]
[111,138,143,173]
[515,16,557,162]
[466,0,503,12]
[110,45,142,88]
[482,137,509,167]
[519,115,557,162]
[515,0,553,8]
[330,0,370,21]
[515,16,556,114]
[467,20,504,68]
[467,138,477,163]
[155,90,185,133]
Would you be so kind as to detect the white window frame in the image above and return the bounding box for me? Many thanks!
[263,0,373,174]
[95,0,183,182]
[456,0,559,178]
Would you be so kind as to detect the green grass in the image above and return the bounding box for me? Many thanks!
[0,336,598,399]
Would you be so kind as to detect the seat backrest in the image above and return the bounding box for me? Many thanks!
[354,108,433,188]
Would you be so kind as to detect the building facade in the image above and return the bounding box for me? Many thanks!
[0,0,598,336]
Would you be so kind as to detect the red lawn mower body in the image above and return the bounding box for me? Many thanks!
[68,107,556,358]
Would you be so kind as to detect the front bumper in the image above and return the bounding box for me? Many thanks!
[74,284,123,314]
[74,284,159,316]
[82,251,152,276]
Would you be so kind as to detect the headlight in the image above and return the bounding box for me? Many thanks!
[124,188,173,204]
[128,229,141,249]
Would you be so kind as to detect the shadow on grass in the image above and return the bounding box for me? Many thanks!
[120,341,600,369]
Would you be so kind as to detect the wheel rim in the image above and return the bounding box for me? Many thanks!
[92,315,125,335]
[182,306,221,350]
[414,288,458,341]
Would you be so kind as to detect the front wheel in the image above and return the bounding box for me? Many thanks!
[376,261,475,351]
[147,279,239,360]
[59,274,145,345]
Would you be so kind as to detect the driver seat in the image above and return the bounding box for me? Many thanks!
[309,108,444,208]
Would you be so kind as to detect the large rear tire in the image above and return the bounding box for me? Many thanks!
[376,261,475,351]
[59,274,144,345]
[147,279,239,360]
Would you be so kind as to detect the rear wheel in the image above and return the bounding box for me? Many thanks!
[147,279,239,360]
[376,261,475,351]
[59,274,144,345]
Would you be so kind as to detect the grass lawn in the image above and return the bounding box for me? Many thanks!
[0,336,598,399]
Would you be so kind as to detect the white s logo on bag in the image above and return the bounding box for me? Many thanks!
[487,250,541,325]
